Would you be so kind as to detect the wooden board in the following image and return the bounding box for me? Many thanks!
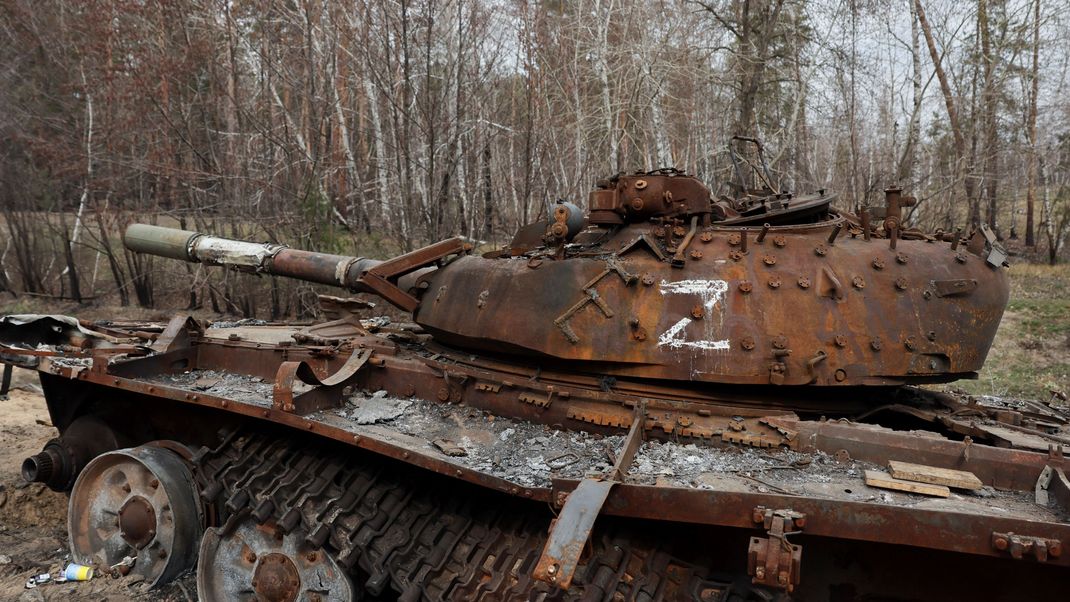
[864,470,950,497]
[887,460,983,491]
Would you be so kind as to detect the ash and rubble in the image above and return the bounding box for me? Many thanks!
[626,438,1055,518]
[47,356,94,370]
[121,375,1061,518]
[335,389,878,492]
[973,393,1069,416]
[332,390,1053,517]
[207,318,269,329]
[336,392,623,487]
[145,370,276,406]
[627,441,874,488]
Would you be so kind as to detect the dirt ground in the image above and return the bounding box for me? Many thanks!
[0,368,196,601]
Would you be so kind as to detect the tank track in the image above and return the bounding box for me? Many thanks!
[190,429,746,601]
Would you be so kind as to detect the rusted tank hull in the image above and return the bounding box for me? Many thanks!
[3,317,1066,600]
[416,220,1009,387]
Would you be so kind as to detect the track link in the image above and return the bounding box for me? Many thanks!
[191,430,742,601]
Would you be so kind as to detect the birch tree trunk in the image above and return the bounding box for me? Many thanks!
[1025,0,1039,247]
[978,0,999,236]
[593,0,618,172]
[899,0,923,185]
[915,0,977,226]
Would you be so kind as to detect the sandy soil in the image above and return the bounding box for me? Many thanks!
[0,368,196,601]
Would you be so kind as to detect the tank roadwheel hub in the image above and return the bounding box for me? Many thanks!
[197,517,354,602]
[118,495,157,548]
[68,445,202,587]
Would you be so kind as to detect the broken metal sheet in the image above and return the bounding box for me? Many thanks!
[346,393,412,425]
[273,348,373,414]
[151,315,203,353]
[432,439,467,457]
[0,314,130,346]
[533,478,615,589]
[300,348,374,388]
[534,409,644,590]
[976,424,1055,452]
[610,405,645,481]
[1036,465,1070,514]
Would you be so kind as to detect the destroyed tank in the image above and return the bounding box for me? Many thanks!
[1,140,1067,601]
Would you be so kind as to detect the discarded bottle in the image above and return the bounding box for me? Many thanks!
[25,573,53,589]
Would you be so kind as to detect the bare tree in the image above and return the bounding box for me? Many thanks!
[915,0,979,228]
[1024,0,1039,247]
[1,0,1069,314]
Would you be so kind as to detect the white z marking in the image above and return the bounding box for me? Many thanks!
[657,279,730,351]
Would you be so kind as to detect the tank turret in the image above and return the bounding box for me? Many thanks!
[125,169,1010,391]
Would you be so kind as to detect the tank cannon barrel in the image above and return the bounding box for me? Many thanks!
[124,224,383,289]
[123,224,471,311]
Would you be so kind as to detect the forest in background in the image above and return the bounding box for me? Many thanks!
[1,0,1069,318]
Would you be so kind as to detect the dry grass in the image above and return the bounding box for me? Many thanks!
[951,263,1070,401]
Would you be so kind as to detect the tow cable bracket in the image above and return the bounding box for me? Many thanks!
[748,506,805,592]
